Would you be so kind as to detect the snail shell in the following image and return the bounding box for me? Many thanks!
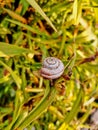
[40,57,64,79]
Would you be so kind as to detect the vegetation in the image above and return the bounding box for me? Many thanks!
[0,0,98,129]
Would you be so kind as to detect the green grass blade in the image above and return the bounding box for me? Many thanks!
[58,88,83,130]
[64,88,83,123]
[4,91,24,130]
[0,60,21,89]
[0,75,9,83]
[72,0,82,25]
[18,80,57,129]
[26,0,57,32]
[73,0,78,23]
[58,29,66,56]
[92,1,98,23]
[5,18,46,35]
[0,107,12,121]
[0,42,32,57]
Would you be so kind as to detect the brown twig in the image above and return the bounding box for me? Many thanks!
[77,52,98,65]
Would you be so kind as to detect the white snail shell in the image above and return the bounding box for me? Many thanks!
[40,57,64,79]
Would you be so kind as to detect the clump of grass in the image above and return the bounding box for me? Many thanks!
[0,0,98,130]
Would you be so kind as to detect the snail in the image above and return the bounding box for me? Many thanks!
[40,57,64,79]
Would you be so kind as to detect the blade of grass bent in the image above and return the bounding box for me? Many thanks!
[18,80,50,129]
[18,80,57,129]
[0,60,21,89]
[0,107,12,121]
[58,88,83,130]
[26,0,57,32]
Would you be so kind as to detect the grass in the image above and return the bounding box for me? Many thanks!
[0,0,98,130]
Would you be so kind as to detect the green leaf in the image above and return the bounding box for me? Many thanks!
[5,18,46,35]
[0,107,12,121]
[92,0,98,4]
[0,75,9,84]
[92,1,98,23]
[58,88,83,130]
[20,0,29,15]
[0,60,21,89]
[26,0,57,32]
[72,0,82,25]
[4,91,24,130]
[18,80,57,129]
[0,42,32,57]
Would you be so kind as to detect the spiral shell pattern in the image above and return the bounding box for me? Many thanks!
[40,57,64,79]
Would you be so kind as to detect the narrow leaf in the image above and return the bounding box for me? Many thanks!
[4,91,24,130]
[58,88,83,130]
[72,0,82,25]
[3,8,27,23]
[5,18,45,35]
[18,81,57,129]
[92,1,98,23]
[0,60,21,89]
[26,0,57,32]
[0,42,32,57]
